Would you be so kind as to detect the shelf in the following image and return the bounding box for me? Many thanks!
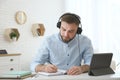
[31,23,45,37]
[0,53,21,57]
[4,28,20,42]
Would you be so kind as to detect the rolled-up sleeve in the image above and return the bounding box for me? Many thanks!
[30,39,49,72]
[82,38,93,65]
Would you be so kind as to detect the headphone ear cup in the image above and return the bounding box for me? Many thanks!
[77,27,82,34]
[57,22,61,28]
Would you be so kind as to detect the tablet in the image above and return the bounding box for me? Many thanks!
[88,53,115,76]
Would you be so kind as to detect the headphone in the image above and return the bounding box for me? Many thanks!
[57,13,82,34]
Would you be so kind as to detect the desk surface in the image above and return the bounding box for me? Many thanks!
[23,72,120,80]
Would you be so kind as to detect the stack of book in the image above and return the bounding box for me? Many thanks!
[0,71,33,79]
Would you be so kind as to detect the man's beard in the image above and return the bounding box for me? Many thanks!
[62,36,74,43]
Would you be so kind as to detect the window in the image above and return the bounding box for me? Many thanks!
[65,0,120,68]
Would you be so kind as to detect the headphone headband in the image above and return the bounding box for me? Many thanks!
[58,13,81,24]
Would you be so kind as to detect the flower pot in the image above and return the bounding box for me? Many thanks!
[12,37,17,41]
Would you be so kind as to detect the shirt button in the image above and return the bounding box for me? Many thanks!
[67,64,69,65]
[67,54,69,56]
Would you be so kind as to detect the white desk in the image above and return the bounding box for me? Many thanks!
[23,73,120,80]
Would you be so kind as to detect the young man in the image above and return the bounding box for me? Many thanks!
[30,13,93,75]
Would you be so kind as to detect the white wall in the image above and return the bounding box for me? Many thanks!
[0,0,65,70]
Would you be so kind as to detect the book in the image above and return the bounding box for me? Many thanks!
[0,71,32,78]
[38,69,67,76]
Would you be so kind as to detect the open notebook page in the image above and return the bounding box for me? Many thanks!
[38,69,67,76]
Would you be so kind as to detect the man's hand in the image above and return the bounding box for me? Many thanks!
[67,65,90,75]
[67,66,82,75]
[35,64,58,73]
[44,64,58,73]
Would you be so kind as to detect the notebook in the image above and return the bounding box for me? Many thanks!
[38,69,67,76]
[88,53,115,76]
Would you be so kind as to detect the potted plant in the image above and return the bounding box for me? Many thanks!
[9,32,17,41]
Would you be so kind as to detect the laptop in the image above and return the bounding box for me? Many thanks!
[88,53,115,76]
